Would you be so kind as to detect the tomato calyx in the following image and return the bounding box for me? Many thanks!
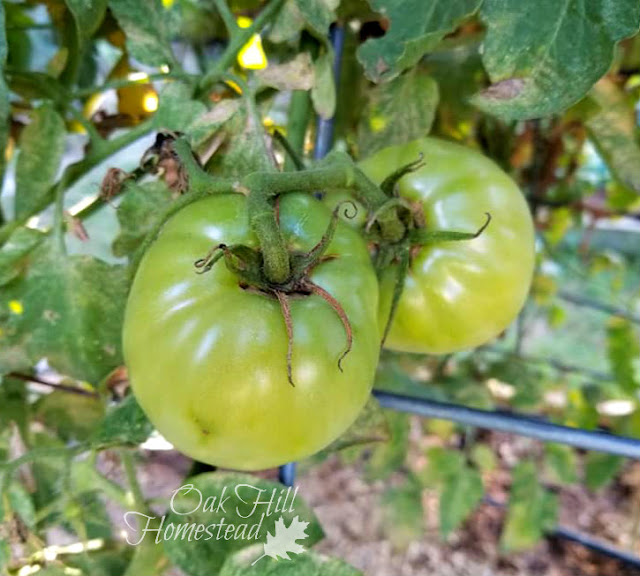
[366,153,495,346]
[194,203,355,386]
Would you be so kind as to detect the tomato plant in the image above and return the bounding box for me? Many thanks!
[360,138,536,354]
[123,193,380,470]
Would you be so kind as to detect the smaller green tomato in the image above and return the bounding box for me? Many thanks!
[360,138,535,354]
[123,193,380,470]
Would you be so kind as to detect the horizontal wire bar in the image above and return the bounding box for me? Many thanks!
[558,290,640,325]
[373,390,640,459]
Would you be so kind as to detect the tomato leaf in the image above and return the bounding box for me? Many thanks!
[220,545,363,576]
[154,82,207,133]
[15,103,66,219]
[606,317,640,394]
[108,0,177,67]
[0,241,128,383]
[8,481,36,529]
[0,227,45,286]
[64,0,108,57]
[256,53,315,91]
[294,0,337,38]
[584,451,624,492]
[474,0,640,120]
[380,475,424,548]
[501,461,558,551]
[544,443,577,485]
[356,0,482,83]
[164,472,324,576]
[35,390,104,442]
[113,181,173,258]
[91,394,153,448]
[358,68,438,157]
[585,78,640,195]
[364,410,409,480]
[0,1,9,185]
[311,48,336,120]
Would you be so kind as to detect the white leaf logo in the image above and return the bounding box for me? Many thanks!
[251,515,309,565]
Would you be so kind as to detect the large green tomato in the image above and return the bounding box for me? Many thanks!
[123,193,379,470]
[360,138,535,354]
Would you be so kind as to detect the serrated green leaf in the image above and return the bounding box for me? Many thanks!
[439,463,483,538]
[474,0,640,120]
[358,69,438,157]
[365,410,409,480]
[501,461,558,552]
[268,0,305,43]
[35,390,104,442]
[0,227,46,286]
[420,447,465,487]
[154,82,207,133]
[311,48,336,120]
[113,181,174,257]
[606,317,640,394]
[221,545,363,576]
[15,103,66,218]
[356,0,482,83]
[544,443,577,485]
[0,241,128,383]
[294,0,336,37]
[108,0,177,67]
[164,472,323,575]
[380,476,424,548]
[586,78,640,194]
[8,481,36,529]
[470,444,496,472]
[91,394,153,448]
[584,451,624,491]
[0,2,9,185]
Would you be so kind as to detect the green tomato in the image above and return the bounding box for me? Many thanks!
[360,138,535,354]
[123,193,380,470]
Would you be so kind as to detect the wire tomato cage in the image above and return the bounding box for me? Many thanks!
[277,23,640,570]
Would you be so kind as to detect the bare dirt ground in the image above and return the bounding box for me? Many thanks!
[295,421,640,576]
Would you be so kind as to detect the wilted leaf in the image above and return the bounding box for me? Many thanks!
[586,78,640,194]
[606,317,640,394]
[108,0,177,67]
[474,0,640,119]
[220,545,363,576]
[358,69,438,156]
[0,241,128,383]
[164,473,323,575]
[356,0,482,83]
[584,451,624,491]
[501,461,557,551]
[15,103,66,218]
[113,181,173,257]
[256,53,314,91]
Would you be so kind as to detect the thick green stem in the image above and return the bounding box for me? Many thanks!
[242,155,405,283]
